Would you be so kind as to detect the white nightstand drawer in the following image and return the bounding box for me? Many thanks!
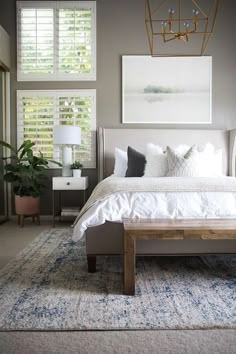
[53,177,88,190]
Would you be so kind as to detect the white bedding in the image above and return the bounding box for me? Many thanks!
[72,176,236,242]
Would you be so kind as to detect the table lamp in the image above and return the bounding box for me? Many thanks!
[53,125,81,177]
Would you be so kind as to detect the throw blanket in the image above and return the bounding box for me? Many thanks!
[72,176,236,227]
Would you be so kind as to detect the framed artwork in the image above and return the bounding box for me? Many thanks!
[122,56,212,124]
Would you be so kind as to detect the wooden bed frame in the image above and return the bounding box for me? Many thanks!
[86,128,236,272]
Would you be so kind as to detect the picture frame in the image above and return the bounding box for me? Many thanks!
[122,56,212,124]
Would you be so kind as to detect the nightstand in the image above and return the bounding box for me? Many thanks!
[52,176,88,227]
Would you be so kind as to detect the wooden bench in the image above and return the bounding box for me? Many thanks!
[123,219,236,296]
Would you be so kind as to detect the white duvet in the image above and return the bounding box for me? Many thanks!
[72,177,236,242]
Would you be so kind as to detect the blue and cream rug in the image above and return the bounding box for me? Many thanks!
[0,229,235,330]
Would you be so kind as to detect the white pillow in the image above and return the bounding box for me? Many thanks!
[113,148,127,177]
[167,143,223,177]
[144,143,168,177]
[173,144,191,155]
[197,142,215,154]
[197,143,223,177]
[207,149,222,176]
[166,145,200,177]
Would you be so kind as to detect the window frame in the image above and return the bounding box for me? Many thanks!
[17,89,97,168]
[17,1,96,81]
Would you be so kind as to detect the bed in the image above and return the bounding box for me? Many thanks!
[72,128,236,271]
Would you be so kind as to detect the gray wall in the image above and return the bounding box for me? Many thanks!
[0,0,236,214]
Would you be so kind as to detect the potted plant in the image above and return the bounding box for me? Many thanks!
[71,161,83,177]
[0,139,61,217]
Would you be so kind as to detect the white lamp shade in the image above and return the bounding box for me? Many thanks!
[53,125,81,145]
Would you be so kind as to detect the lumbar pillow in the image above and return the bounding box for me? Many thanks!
[166,145,200,177]
[144,143,168,177]
[125,146,146,177]
[113,148,127,177]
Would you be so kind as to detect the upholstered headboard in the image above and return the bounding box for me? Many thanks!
[229,128,236,177]
[98,128,236,180]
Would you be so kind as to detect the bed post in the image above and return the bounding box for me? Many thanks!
[229,129,236,176]
[87,255,96,273]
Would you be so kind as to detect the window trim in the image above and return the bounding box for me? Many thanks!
[17,89,97,168]
[17,1,96,81]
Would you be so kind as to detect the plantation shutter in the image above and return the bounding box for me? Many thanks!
[17,90,96,168]
[17,1,96,81]
[57,2,96,79]
[57,94,96,165]
[17,92,56,158]
[17,2,54,81]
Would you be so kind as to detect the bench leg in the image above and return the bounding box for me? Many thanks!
[124,232,136,295]
[87,256,96,273]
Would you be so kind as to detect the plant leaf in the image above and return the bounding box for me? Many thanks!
[48,160,62,167]
[0,141,16,153]
[4,172,19,183]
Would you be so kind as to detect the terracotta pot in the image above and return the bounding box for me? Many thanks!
[15,195,40,215]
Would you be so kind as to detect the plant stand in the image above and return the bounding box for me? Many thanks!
[17,214,40,228]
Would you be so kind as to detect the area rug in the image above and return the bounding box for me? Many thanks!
[0,229,235,330]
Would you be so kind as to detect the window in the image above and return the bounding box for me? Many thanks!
[17,90,96,168]
[17,1,96,81]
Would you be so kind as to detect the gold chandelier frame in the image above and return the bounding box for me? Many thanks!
[145,0,220,56]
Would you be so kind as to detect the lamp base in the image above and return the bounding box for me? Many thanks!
[62,167,72,177]
[62,146,73,177]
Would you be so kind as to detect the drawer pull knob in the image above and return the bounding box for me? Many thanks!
[67,182,70,185]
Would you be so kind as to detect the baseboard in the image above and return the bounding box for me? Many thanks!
[9,215,53,221]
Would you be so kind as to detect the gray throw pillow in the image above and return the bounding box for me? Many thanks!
[125,146,146,177]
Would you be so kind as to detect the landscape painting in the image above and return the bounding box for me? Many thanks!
[122,56,212,124]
